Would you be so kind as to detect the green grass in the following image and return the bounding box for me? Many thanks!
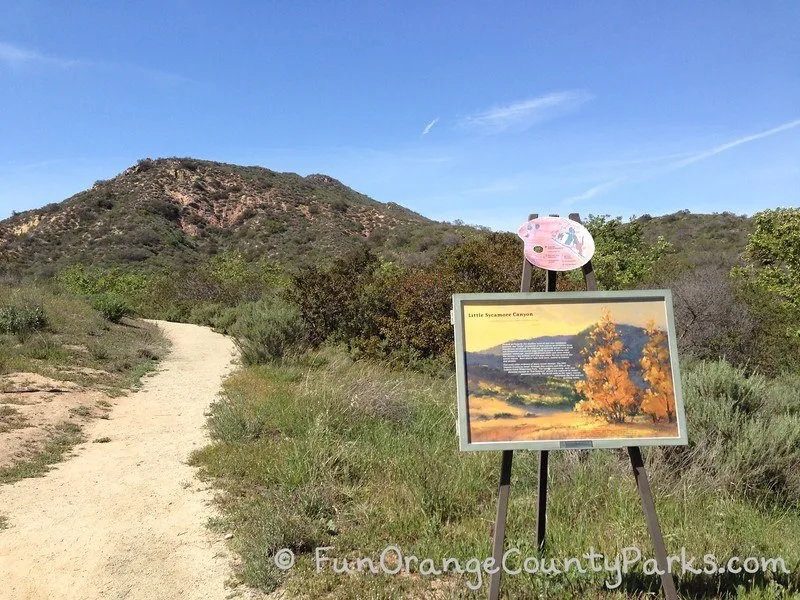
[0,422,84,484]
[190,350,800,599]
[0,284,169,395]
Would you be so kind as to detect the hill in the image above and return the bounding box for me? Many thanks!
[0,158,762,281]
[636,210,753,270]
[0,157,463,277]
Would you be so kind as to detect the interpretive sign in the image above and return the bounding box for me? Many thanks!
[517,216,595,271]
[453,290,687,452]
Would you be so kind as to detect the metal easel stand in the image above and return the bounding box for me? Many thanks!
[487,213,678,600]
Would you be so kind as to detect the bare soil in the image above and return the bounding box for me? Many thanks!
[0,373,106,467]
[0,320,257,600]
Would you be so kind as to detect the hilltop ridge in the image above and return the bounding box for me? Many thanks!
[0,157,762,278]
[0,157,455,276]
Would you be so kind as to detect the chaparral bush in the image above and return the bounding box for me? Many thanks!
[90,293,131,324]
[229,297,309,365]
[652,359,800,506]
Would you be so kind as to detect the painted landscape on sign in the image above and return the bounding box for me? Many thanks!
[463,300,680,444]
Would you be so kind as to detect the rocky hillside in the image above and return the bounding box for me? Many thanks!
[0,158,461,276]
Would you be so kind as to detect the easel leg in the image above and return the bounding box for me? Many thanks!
[535,450,549,550]
[628,447,679,600]
[535,261,556,553]
[488,450,513,600]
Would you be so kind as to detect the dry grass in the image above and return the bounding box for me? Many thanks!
[0,422,84,484]
[0,405,29,433]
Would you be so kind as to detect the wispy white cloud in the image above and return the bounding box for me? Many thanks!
[0,40,190,84]
[560,151,698,171]
[0,42,38,65]
[422,117,439,136]
[0,41,79,69]
[462,91,593,133]
[561,118,800,205]
[668,119,800,170]
[562,177,627,205]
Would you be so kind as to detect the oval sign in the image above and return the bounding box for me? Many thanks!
[517,216,595,271]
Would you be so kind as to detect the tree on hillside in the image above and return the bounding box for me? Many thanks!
[640,320,675,423]
[439,231,541,293]
[581,215,671,290]
[736,208,800,311]
[575,310,642,423]
[732,207,800,374]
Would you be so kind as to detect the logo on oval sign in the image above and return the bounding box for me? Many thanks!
[517,216,595,271]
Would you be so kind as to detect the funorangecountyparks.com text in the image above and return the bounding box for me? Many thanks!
[272,545,791,591]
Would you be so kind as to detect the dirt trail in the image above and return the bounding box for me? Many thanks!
[0,321,249,600]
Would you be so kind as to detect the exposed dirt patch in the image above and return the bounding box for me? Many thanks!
[0,373,106,467]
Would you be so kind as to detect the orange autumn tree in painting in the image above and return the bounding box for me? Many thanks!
[640,319,675,423]
[575,310,642,423]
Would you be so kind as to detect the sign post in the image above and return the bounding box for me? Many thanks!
[469,213,681,600]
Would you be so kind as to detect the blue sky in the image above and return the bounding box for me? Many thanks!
[1,1,798,231]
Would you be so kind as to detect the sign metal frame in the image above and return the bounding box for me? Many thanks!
[453,289,688,453]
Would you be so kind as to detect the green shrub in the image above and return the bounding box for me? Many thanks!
[185,301,226,327]
[230,298,309,365]
[684,358,767,415]
[730,207,800,375]
[140,254,289,320]
[56,258,290,324]
[207,306,240,332]
[91,294,130,323]
[766,373,800,415]
[290,233,548,369]
[654,359,800,506]
[57,264,150,314]
[144,199,180,222]
[136,157,154,171]
[178,158,200,171]
[185,302,242,332]
[290,247,380,346]
[734,277,800,375]
[582,214,671,290]
[0,304,48,339]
